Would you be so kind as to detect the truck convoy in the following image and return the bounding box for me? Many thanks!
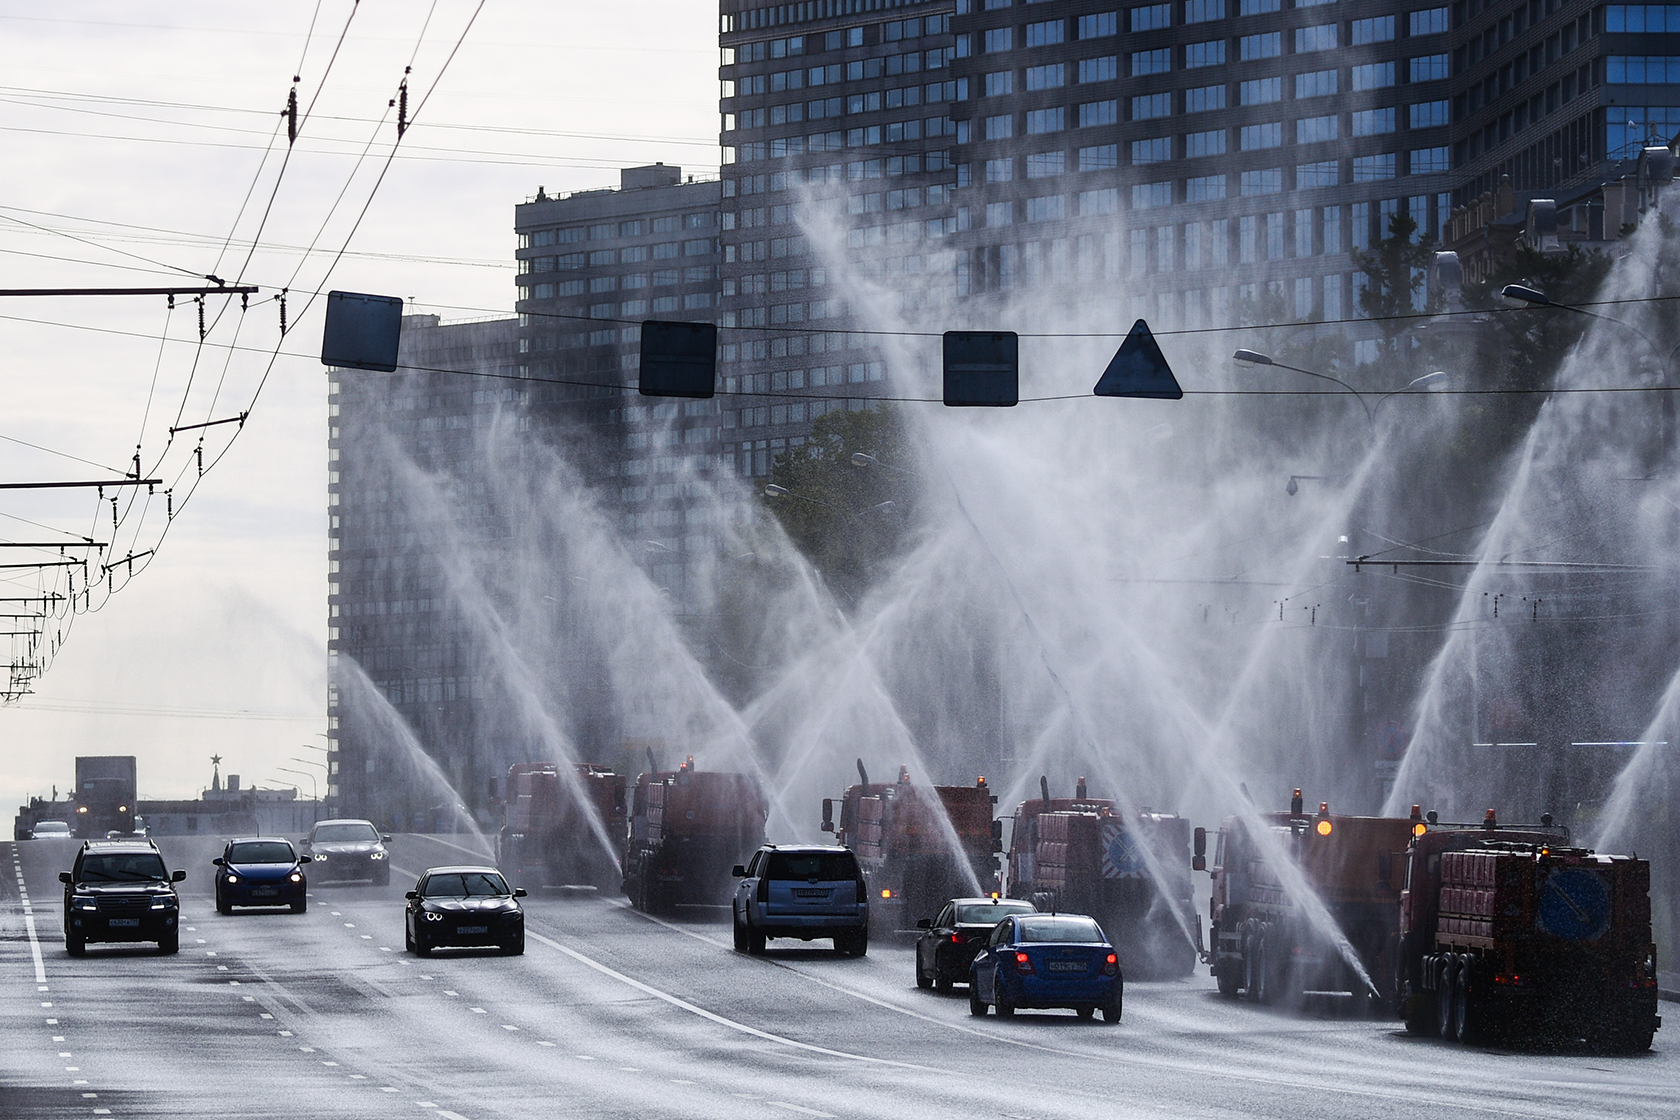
[497,762,626,890]
[72,756,138,839]
[1005,777,1200,978]
[623,756,767,914]
[1199,791,1416,1005]
[1396,810,1661,1051]
[821,761,1001,935]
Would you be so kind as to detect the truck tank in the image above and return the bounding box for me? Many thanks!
[623,756,766,914]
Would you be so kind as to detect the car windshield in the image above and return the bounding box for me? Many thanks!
[765,852,855,881]
[957,901,1035,924]
[312,823,380,843]
[1017,916,1105,943]
[422,872,509,898]
[227,841,295,864]
[79,852,168,882]
[34,822,70,834]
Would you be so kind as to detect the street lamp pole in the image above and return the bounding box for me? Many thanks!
[1233,349,1373,425]
[277,766,319,821]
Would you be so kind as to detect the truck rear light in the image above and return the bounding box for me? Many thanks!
[1493,973,1528,986]
[1102,953,1118,977]
[881,889,894,898]
[1013,951,1034,974]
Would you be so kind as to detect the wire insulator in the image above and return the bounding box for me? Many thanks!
[397,79,409,139]
[286,86,299,145]
[196,442,204,477]
[197,296,205,341]
[279,289,288,336]
[167,489,174,520]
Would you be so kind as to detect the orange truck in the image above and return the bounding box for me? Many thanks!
[1006,776,1201,978]
[822,761,1000,935]
[497,762,626,890]
[1397,810,1661,1050]
[623,756,767,913]
[1199,791,1415,1004]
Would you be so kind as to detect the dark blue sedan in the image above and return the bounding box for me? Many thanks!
[213,837,310,914]
[969,913,1123,1022]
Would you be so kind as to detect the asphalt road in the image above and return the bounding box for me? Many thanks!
[1,833,1673,1119]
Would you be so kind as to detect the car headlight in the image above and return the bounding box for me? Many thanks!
[225,874,239,884]
[369,851,387,860]
[312,854,326,861]
[289,872,303,883]
[423,911,444,922]
[151,895,175,910]
[74,896,98,911]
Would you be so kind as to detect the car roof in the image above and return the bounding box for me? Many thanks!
[225,836,294,845]
[311,818,379,828]
[79,839,158,852]
[947,896,1031,907]
[758,844,851,855]
[419,865,502,876]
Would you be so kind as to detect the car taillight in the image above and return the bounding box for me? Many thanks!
[950,933,963,944]
[1013,951,1034,974]
[757,875,769,903]
[855,877,867,902]
[1102,952,1119,977]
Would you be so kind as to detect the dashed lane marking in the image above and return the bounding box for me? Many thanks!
[768,1104,835,1118]
[525,930,939,1073]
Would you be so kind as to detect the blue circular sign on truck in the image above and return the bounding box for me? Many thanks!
[1536,867,1611,941]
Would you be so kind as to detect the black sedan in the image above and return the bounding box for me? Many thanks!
[300,818,391,885]
[213,837,310,913]
[405,866,526,956]
[915,896,1037,991]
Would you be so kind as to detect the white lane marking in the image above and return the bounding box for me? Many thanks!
[81,1093,96,1098]
[40,1001,52,1008]
[52,1036,64,1042]
[91,1110,110,1116]
[260,1014,273,1020]
[501,1024,518,1031]
[45,1018,56,1025]
[575,1055,596,1060]
[470,1007,486,1014]
[439,1112,471,1120]
[671,1079,695,1085]
[537,1041,555,1047]
[380,1086,398,1093]
[769,1104,835,1118]
[617,1066,641,1072]
[57,1051,71,1057]
[443,990,458,997]
[525,930,939,1072]
[21,909,46,983]
[243,996,254,1002]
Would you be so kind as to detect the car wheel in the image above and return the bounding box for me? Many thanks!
[502,935,525,957]
[1076,1006,1095,1020]
[994,989,1015,1019]
[405,925,415,953]
[291,897,307,914]
[216,889,232,916]
[159,931,179,955]
[915,954,932,989]
[934,972,953,994]
[414,934,432,957]
[733,912,750,953]
[969,988,987,1017]
[373,867,391,887]
[65,934,85,957]
[747,926,766,955]
[1102,991,1124,1024]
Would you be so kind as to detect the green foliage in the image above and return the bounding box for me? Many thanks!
[760,405,914,608]
[1350,211,1440,361]
[1464,244,1614,390]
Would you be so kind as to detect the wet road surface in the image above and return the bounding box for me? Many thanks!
[2,834,1674,1118]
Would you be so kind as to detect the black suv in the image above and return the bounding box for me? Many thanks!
[59,839,185,955]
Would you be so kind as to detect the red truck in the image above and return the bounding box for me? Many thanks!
[1199,791,1415,1004]
[1397,809,1661,1050]
[497,762,626,890]
[1006,776,1201,978]
[623,756,767,914]
[822,761,1000,935]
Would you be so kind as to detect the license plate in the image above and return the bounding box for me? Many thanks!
[251,889,278,898]
[794,889,829,898]
[108,918,140,928]
[1045,960,1087,973]
[459,925,488,934]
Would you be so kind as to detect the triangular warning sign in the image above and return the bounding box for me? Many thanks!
[1093,319,1183,400]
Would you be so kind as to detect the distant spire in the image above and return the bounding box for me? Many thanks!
[211,754,223,792]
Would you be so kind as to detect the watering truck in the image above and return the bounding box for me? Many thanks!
[623,756,767,913]
[72,756,138,839]
[1005,776,1201,978]
[821,760,1001,935]
[1396,809,1661,1050]
[497,762,626,890]
[1198,790,1416,1005]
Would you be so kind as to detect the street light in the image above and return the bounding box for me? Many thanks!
[1372,371,1449,422]
[276,766,318,807]
[1232,349,1373,424]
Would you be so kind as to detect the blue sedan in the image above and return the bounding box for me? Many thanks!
[969,913,1123,1023]
[213,837,310,914]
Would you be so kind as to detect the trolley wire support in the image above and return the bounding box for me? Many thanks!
[0,286,258,298]
[169,413,248,437]
[0,479,162,491]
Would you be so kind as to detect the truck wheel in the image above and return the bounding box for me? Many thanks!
[1250,933,1272,1005]
[1436,959,1458,1040]
[1453,966,1481,1044]
[1215,961,1239,998]
[1403,985,1436,1034]
[65,934,85,957]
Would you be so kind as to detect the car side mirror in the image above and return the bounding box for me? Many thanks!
[381,835,393,843]
[298,855,312,864]
[405,890,419,900]
[212,857,224,866]
[172,869,187,883]
[58,871,72,884]
[916,918,932,929]
[731,865,747,878]
[513,887,527,897]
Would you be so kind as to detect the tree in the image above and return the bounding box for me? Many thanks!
[760,405,914,609]
[1350,210,1440,361]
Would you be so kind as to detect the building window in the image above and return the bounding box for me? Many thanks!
[1322,206,1341,253]
[1027,151,1066,177]
[1605,57,1680,82]
[1185,129,1226,157]
[1240,32,1281,60]
[1186,84,1226,111]
[1353,154,1397,181]
[1079,56,1119,83]
[986,157,1014,182]
[986,71,1014,96]
[1132,136,1173,162]
[1608,5,1680,31]
[1410,53,1449,81]
[1085,10,1123,36]
[986,114,1014,139]
[1080,100,1119,126]
[1296,69,1337,98]
[1184,0,1225,23]
[1409,147,1450,173]
[1080,143,1120,169]
[1240,77,1282,104]
[1240,0,1279,12]
[1297,116,1338,143]
[1026,20,1066,47]
[1408,6,1449,35]
[1132,49,1171,75]
[1297,159,1340,187]
[1185,40,1226,67]
[984,27,1013,52]
[1353,107,1397,135]
[1410,100,1450,128]
[1353,61,1396,89]
[1027,63,1066,89]
[1080,186,1120,214]
[1133,181,1173,209]
[1026,196,1066,222]
[1185,174,1227,200]
[1241,122,1283,149]
[1240,168,1283,194]
[1133,92,1173,118]
[1026,107,1066,133]
[986,201,1014,227]
[1352,16,1396,44]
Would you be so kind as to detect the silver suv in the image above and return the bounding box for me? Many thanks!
[732,844,868,956]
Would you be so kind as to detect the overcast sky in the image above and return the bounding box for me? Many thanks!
[0,1,719,808]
